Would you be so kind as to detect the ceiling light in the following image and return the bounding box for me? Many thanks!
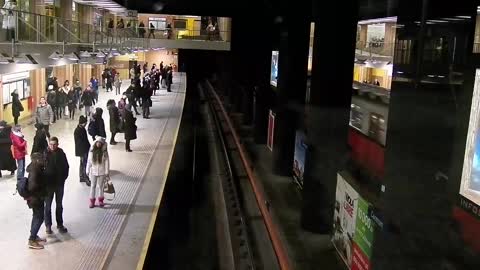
[455,16,471,19]
[65,52,79,61]
[15,54,38,64]
[96,51,106,58]
[80,51,91,58]
[0,53,12,64]
[49,51,62,60]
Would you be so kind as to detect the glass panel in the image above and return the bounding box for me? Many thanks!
[3,83,10,104]
[24,79,30,98]
[16,81,23,99]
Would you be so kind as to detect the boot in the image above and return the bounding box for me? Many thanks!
[89,198,95,208]
[98,197,105,207]
[85,178,91,187]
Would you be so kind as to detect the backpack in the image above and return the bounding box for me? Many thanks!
[88,119,97,136]
[17,177,31,199]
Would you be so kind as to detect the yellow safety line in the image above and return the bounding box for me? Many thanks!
[136,80,186,270]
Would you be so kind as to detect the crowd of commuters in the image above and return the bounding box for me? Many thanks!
[0,61,174,250]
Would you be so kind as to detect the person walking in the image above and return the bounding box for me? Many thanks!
[60,81,70,118]
[138,21,146,38]
[125,83,140,115]
[86,137,110,208]
[114,73,122,95]
[166,67,173,92]
[1,0,17,41]
[10,125,27,180]
[80,85,95,117]
[107,100,121,145]
[25,152,48,249]
[0,121,16,177]
[67,86,77,120]
[148,23,155,38]
[31,123,48,155]
[73,79,83,107]
[46,86,57,123]
[124,104,137,152]
[75,116,91,186]
[11,89,23,125]
[35,97,54,138]
[90,76,99,102]
[44,136,69,235]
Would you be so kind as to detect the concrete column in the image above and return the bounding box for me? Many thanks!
[58,0,72,19]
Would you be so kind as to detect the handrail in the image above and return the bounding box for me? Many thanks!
[206,81,292,270]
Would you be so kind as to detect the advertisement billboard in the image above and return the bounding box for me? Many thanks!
[270,51,279,87]
[332,174,359,268]
[293,130,307,188]
[333,173,376,270]
[460,69,480,206]
[267,110,275,151]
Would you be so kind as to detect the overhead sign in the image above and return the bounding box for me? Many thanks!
[124,10,138,18]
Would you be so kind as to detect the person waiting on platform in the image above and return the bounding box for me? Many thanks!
[0,121,16,177]
[44,136,69,235]
[11,89,23,125]
[75,115,91,186]
[25,152,48,250]
[87,137,110,208]
[90,107,107,141]
[67,85,77,120]
[31,123,48,155]
[10,125,27,180]
[107,99,121,145]
[124,104,137,152]
[35,97,54,138]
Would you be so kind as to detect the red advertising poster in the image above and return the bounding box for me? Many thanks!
[351,242,371,270]
[267,110,275,151]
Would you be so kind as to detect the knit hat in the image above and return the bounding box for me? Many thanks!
[12,125,21,132]
[95,137,106,144]
[79,115,87,124]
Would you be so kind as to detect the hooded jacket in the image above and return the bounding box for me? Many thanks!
[10,131,27,160]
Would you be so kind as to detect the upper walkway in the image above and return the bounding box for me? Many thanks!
[0,74,186,270]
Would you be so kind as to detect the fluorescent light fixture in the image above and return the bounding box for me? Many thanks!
[428,75,435,78]
[96,51,106,58]
[80,51,91,58]
[49,51,62,60]
[0,53,12,64]
[455,16,471,19]
[65,52,79,61]
[358,16,397,25]
[443,17,467,21]
[14,53,38,64]
[428,19,448,23]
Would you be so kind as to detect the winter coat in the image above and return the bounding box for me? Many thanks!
[26,163,47,208]
[56,89,67,107]
[0,126,16,171]
[86,144,109,177]
[35,104,54,125]
[10,131,27,160]
[67,90,76,109]
[93,114,107,138]
[11,92,22,117]
[109,106,121,133]
[118,99,126,118]
[74,125,90,157]
[81,90,95,107]
[47,90,56,106]
[44,147,69,186]
[31,129,48,155]
[124,110,137,140]
[1,2,17,30]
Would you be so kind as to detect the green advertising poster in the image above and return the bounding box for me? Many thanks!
[354,197,374,258]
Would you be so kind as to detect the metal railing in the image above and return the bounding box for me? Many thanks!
[356,41,395,57]
[0,8,231,45]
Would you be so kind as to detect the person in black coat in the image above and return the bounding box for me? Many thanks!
[124,104,137,152]
[107,99,121,145]
[26,152,48,249]
[74,116,91,186]
[11,89,23,125]
[31,123,48,155]
[92,107,107,141]
[44,136,69,235]
[0,121,16,177]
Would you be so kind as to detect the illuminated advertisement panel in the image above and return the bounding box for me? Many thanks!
[270,51,279,87]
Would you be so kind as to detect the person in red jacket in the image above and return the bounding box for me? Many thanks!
[10,125,27,180]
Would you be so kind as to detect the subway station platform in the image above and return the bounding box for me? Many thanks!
[0,74,186,270]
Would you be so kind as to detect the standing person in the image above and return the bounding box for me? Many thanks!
[55,85,66,120]
[91,107,107,141]
[106,74,113,93]
[138,21,146,38]
[0,121,16,177]
[114,73,122,95]
[31,123,48,155]
[107,18,114,43]
[80,85,95,117]
[1,0,17,41]
[35,97,54,138]
[10,125,27,180]
[124,104,137,152]
[61,81,70,117]
[74,116,91,186]
[107,100,120,145]
[125,83,140,115]
[46,85,57,123]
[143,62,148,75]
[73,79,83,107]
[90,76,99,102]
[44,136,69,235]
[148,23,155,38]
[166,67,173,92]
[86,137,110,208]
[67,86,77,120]
[166,23,172,39]
[25,152,48,250]
[11,89,23,125]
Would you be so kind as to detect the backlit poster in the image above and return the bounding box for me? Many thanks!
[460,69,480,206]
[270,51,279,87]
[308,23,314,72]
[332,174,359,268]
[267,110,275,151]
[293,130,307,188]
[351,197,374,270]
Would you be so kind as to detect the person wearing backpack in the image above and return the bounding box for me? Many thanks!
[43,137,69,235]
[89,108,106,141]
[25,152,48,249]
[10,125,27,180]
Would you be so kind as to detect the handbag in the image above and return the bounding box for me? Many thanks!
[103,176,115,200]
